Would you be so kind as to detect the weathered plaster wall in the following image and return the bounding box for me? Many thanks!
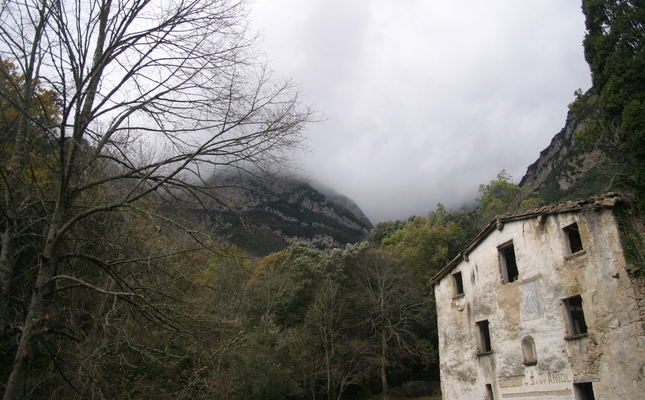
[435,208,645,400]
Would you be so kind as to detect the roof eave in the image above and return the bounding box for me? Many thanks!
[428,193,621,287]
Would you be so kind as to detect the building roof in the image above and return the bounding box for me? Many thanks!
[428,193,622,286]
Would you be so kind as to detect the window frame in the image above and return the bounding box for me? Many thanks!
[452,271,464,296]
[498,241,519,283]
[476,319,492,354]
[563,222,584,255]
[563,295,588,339]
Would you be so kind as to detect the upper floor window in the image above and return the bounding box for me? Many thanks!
[453,271,464,296]
[477,319,492,354]
[498,241,518,283]
[563,295,588,337]
[564,223,583,254]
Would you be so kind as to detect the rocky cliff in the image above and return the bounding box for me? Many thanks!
[519,112,608,205]
[194,176,373,256]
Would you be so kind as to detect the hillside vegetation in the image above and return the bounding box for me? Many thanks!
[1,0,644,399]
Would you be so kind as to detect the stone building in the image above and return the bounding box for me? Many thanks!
[429,194,645,400]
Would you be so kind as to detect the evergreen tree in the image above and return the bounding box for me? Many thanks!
[574,0,645,209]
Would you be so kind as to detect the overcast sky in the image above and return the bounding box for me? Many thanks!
[249,0,592,224]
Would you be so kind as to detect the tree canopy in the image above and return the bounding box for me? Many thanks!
[475,170,543,222]
[572,0,645,209]
[381,204,480,281]
[0,0,312,397]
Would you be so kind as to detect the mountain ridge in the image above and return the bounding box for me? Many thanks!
[194,176,373,256]
[518,111,609,205]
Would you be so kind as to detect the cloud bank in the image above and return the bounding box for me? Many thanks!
[250,0,592,223]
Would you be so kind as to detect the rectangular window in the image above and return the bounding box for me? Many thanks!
[573,382,595,400]
[498,241,519,283]
[563,295,588,336]
[564,223,583,254]
[477,320,492,353]
[485,384,495,400]
[453,271,464,295]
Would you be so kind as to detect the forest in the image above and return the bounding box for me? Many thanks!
[1,0,644,399]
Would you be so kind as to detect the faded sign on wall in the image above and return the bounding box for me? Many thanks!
[520,280,544,321]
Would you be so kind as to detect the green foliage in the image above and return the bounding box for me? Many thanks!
[0,59,60,136]
[519,192,544,211]
[0,0,313,396]
[223,330,303,400]
[381,204,479,280]
[537,163,610,206]
[568,89,607,151]
[206,243,254,277]
[475,170,522,221]
[370,219,409,245]
[429,204,481,252]
[475,170,548,221]
[382,217,455,280]
[582,1,645,114]
[571,0,645,210]
[247,244,325,328]
[238,242,439,399]
[613,203,645,274]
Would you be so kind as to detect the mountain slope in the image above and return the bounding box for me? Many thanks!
[519,112,609,205]
[194,177,373,256]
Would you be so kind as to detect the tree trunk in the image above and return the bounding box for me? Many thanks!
[0,71,37,336]
[380,332,389,400]
[2,261,51,400]
[3,210,62,400]
[380,362,389,400]
[0,228,16,334]
[325,346,332,400]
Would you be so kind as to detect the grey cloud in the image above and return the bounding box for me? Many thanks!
[251,0,591,223]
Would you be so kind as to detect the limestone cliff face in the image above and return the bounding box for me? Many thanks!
[519,113,606,204]
[197,177,372,256]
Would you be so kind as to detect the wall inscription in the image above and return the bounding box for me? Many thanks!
[526,372,572,386]
[500,372,574,400]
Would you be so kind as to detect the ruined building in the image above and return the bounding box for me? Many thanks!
[430,194,645,399]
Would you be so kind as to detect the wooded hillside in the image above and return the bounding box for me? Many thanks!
[1,0,643,399]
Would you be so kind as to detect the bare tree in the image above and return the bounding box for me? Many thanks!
[305,277,367,400]
[0,0,312,397]
[354,250,433,400]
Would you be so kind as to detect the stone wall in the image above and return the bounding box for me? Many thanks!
[627,273,645,331]
[434,207,645,400]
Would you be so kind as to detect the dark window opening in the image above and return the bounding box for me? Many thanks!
[485,383,495,400]
[574,382,595,400]
[453,272,464,295]
[564,295,588,336]
[477,320,492,353]
[499,242,519,283]
[564,223,583,254]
